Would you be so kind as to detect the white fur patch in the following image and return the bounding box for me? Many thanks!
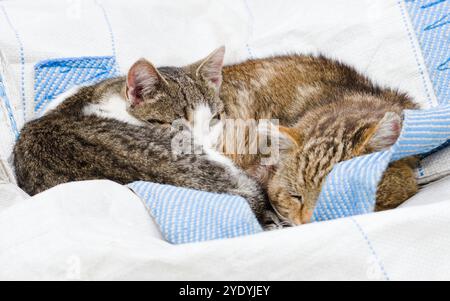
[83,94,144,126]
[191,104,238,172]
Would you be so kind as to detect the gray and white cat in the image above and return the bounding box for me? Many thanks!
[13,57,275,227]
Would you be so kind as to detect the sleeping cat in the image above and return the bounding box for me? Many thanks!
[266,104,418,225]
[124,46,419,223]
[13,60,275,227]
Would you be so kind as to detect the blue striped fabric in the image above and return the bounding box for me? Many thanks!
[0,73,19,138]
[311,1,450,221]
[127,181,263,244]
[312,105,450,222]
[404,0,450,181]
[0,5,27,123]
[25,1,448,243]
[34,56,119,116]
[405,0,449,105]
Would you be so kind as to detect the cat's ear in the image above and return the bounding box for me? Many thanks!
[278,126,303,149]
[193,46,225,92]
[126,58,167,106]
[359,112,402,153]
[259,122,302,151]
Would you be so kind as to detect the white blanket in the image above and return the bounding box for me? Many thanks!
[0,0,449,280]
[1,178,450,280]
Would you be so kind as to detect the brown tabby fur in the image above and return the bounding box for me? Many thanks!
[13,75,273,226]
[220,53,419,224]
[127,47,419,224]
[14,46,419,227]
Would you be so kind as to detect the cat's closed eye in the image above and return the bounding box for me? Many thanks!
[146,118,168,125]
[291,194,303,203]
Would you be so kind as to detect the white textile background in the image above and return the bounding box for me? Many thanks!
[0,0,448,280]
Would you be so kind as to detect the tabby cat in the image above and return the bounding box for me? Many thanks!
[125,46,419,224]
[13,57,275,227]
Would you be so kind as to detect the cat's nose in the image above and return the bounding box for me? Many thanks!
[290,206,313,225]
[300,208,313,224]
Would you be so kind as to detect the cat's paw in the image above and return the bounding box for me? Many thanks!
[261,210,288,231]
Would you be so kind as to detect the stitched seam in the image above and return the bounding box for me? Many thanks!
[398,0,434,107]
[0,74,19,139]
[1,4,26,124]
[95,0,120,72]
[243,0,255,59]
[350,217,390,281]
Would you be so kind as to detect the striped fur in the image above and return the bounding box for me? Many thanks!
[313,105,450,221]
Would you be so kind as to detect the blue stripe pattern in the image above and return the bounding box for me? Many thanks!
[1,5,27,123]
[405,0,449,105]
[127,181,263,244]
[22,0,448,243]
[34,56,119,115]
[312,105,450,222]
[0,74,19,138]
[312,1,450,221]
